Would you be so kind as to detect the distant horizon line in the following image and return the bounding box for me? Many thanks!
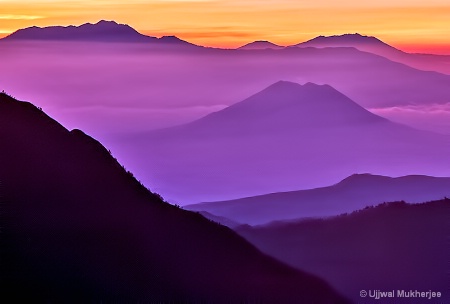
[1,20,449,55]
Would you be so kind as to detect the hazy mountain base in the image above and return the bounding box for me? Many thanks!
[126,81,450,204]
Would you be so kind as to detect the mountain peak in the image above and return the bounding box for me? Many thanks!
[309,33,382,44]
[295,33,399,53]
[336,173,443,188]
[2,21,199,47]
[191,81,385,131]
[238,40,283,50]
[268,80,302,88]
[267,80,331,91]
[96,20,119,26]
[3,20,152,42]
[336,173,391,186]
[158,35,194,45]
[263,81,341,97]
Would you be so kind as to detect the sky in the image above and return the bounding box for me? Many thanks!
[1,0,450,53]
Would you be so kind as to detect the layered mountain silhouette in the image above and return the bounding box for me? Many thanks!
[122,81,450,203]
[2,28,450,125]
[186,174,450,225]
[1,20,196,46]
[238,40,283,50]
[295,33,450,75]
[237,33,450,75]
[0,92,347,303]
[237,199,450,303]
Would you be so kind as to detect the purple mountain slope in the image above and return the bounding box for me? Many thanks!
[295,33,450,75]
[120,81,450,204]
[237,199,450,303]
[1,20,196,46]
[238,40,283,50]
[186,81,385,131]
[186,174,450,225]
[0,92,348,303]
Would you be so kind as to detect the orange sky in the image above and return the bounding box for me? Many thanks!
[1,0,450,54]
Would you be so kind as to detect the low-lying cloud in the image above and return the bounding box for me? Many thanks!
[371,103,450,134]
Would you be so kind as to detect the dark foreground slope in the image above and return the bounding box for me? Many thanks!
[0,93,347,303]
[237,200,450,303]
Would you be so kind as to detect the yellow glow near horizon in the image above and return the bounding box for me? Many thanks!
[0,0,449,54]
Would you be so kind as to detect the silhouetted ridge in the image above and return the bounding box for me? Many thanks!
[0,93,348,303]
[2,20,195,46]
[3,20,153,42]
[297,33,397,50]
[237,199,450,303]
[159,35,184,43]
[309,33,384,44]
[0,92,68,135]
[335,173,393,186]
[238,40,283,50]
[335,173,449,189]
[291,33,450,74]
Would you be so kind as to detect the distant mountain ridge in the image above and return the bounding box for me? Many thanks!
[237,33,399,54]
[0,92,347,303]
[295,33,398,50]
[2,22,449,74]
[186,173,450,225]
[1,20,196,46]
[293,33,450,75]
[237,33,450,74]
